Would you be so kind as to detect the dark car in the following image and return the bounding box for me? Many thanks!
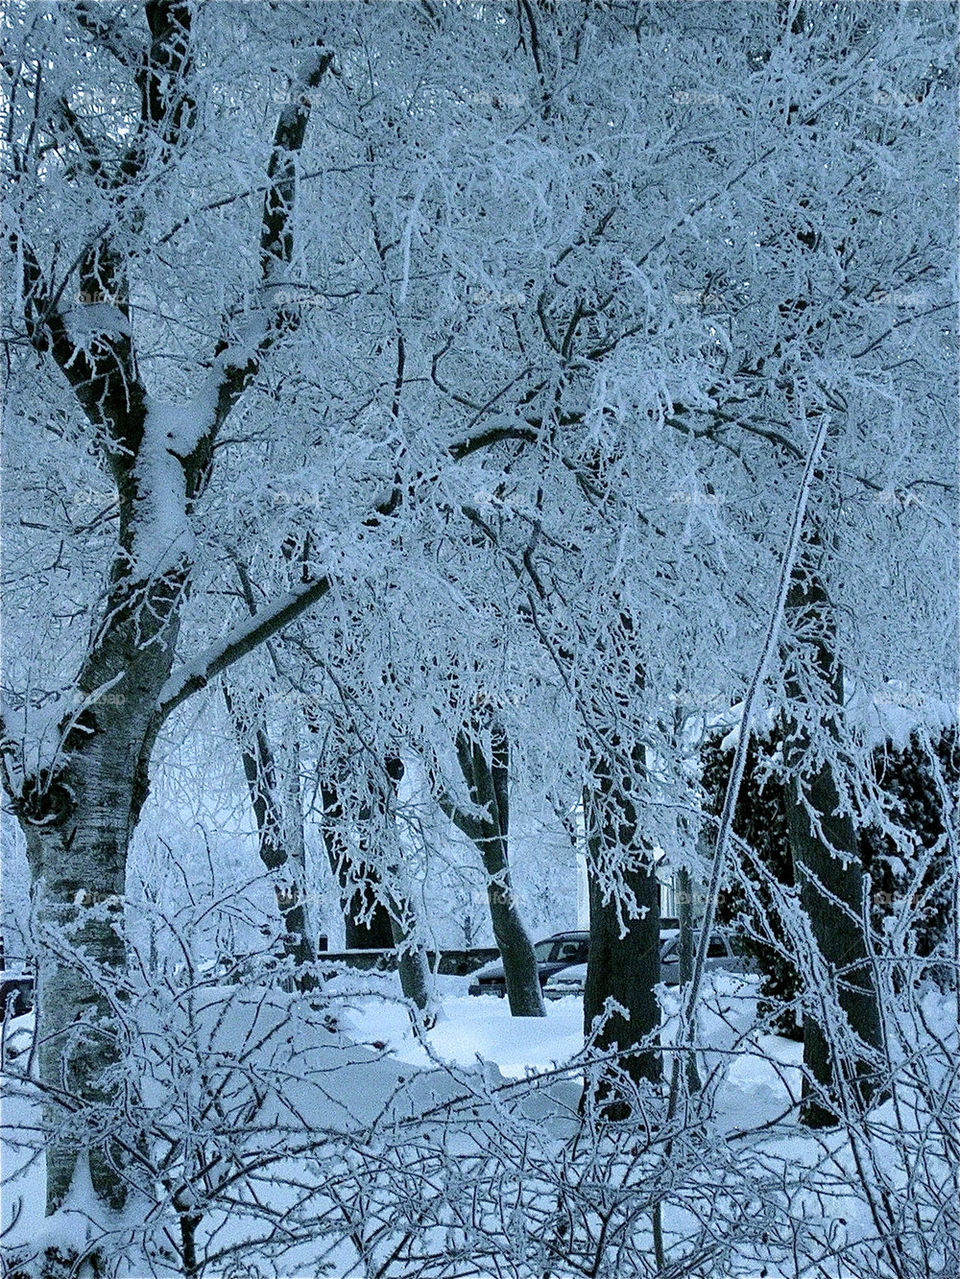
[468,931,590,997]
[0,970,34,1019]
[543,927,749,999]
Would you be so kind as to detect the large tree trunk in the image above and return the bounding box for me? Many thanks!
[440,721,545,1017]
[783,560,885,1127]
[388,910,434,1022]
[582,744,662,1112]
[19,567,185,1214]
[3,15,335,1245]
[787,764,885,1126]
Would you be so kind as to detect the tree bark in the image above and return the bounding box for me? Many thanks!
[388,911,434,1022]
[440,721,545,1017]
[582,743,662,1113]
[319,778,397,949]
[320,756,433,1016]
[224,685,316,983]
[675,864,702,1094]
[783,559,885,1127]
[377,757,435,1021]
[3,12,335,1235]
[20,567,185,1213]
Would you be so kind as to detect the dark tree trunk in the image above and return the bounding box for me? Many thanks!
[441,721,545,1017]
[376,756,434,1020]
[224,685,316,983]
[787,762,885,1126]
[783,559,885,1127]
[389,914,434,1020]
[676,865,695,987]
[320,778,398,949]
[675,864,701,1094]
[582,743,662,1114]
[320,757,434,1017]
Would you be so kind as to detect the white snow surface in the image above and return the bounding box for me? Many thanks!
[2,973,955,1277]
[713,681,956,755]
[62,302,131,341]
[127,393,217,579]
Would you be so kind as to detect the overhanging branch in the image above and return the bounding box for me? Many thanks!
[154,575,331,727]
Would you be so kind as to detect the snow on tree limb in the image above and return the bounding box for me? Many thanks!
[205,46,335,436]
[155,574,332,725]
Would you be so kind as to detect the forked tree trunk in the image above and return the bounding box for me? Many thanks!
[440,722,545,1017]
[582,744,662,1114]
[783,560,885,1127]
[3,15,335,1247]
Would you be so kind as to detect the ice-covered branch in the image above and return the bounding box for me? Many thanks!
[204,46,335,433]
[671,415,831,1103]
[154,575,331,725]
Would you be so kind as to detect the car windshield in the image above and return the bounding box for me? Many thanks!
[533,940,559,962]
[661,934,728,961]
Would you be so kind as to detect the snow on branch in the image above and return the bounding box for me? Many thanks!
[205,46,335,432]
[155,575,331,725]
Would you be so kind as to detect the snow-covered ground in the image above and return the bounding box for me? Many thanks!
[335,969,804,1122]
[2,972,955,1278]
[336,972,587,1077]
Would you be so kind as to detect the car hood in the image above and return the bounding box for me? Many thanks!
[470,958,506,981]
[544,963,587,987]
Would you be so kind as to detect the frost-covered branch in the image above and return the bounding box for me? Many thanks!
[154,575,332,725]
[671,415,831,1111]
[204,46,335,435]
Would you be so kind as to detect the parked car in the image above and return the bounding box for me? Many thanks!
[0,970,34,1019]
[468,931,589,997]
[543,928,748,999]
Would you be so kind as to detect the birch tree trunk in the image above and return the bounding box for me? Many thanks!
[22,569,185,1212]
[4,7,335,1235]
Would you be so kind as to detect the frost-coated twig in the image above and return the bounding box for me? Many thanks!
[652,415,829,1268]
[669,415,831,1112]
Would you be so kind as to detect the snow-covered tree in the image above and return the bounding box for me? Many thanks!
[1,1,955,1269]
